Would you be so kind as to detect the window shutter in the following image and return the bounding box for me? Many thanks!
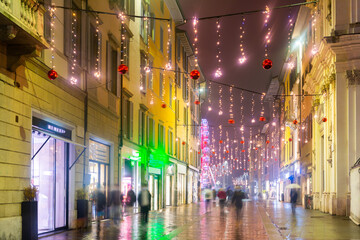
[130,101,133,140]
[106,41,111,91]
[64,0,72,57]
[43,0,51,43]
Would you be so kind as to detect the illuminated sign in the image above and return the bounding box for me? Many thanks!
[32,116,72,139]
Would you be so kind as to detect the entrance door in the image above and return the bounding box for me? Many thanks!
[166,175,171,206]
[149,175,159,210]
[31,132,67,233]
[89,161,109,220]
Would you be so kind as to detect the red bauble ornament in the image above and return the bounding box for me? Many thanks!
[271,146,275,149]
[240,140,244,144]
[198,151,201,154]
[161,103,167,108]
[322,117,327,122]
[275,158,277,161]
[289,138,292,142]
[118,64,128,74]
[266,140,270,144]
[212,151,215,154]
[194,100,200,105]
[262,59,273,69]
[48,69,58,80]
[259,116,266,122]
[182,141,186,145]
[235,158,238,160]
[293,119,298,125]
[242,150,245,152]
[255,147,258,150]
[204,141,208,145]
[228,119,235,124]
[190,70,200,80]
[219,140,223,144]
[226,150,229,153]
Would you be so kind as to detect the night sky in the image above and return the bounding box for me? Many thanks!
[177,0,303,178]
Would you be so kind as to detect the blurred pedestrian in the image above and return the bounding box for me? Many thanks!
[109,184,123,224]
[217,188,227,213]
[204,188,212,212]
[126,186,137,214]
[95,189,106,231]
[226,187,234,203]
[290,189,298,214]
[212,189,217,201]
[138,186,151,223]
[232,186,245,220]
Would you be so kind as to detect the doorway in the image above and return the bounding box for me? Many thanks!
[31,131,68,233]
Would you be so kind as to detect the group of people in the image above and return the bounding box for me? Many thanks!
[204,186,247,220]
[93,185,152,229]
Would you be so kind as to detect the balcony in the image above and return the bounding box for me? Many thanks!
[0,0,48,71]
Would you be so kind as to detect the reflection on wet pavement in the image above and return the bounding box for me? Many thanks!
[40,200,360,240]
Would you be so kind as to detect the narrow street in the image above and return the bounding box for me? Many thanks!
[40,201,360,240]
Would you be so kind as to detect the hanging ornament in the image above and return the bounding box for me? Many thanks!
[242,150,245,153]
[262,59,273,69]
[289,138,292,142]
[228,119,235,124]
[240,140,244,144]
[322,117,327,122]
[219,140,223,144]
[226,150,229,153]
[293,119,298,125]
[194,100,200,105]
[182,141,186,145]
[118,64,128,74]
[190,70,200,80]
[48,69,58,80]
[161,103,167,108]
[271,146,275,149]
[259,116,266,122]
[266,140,270,144]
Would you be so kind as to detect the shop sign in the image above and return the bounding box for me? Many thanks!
[32,116,72,139]
[149,167,161,175]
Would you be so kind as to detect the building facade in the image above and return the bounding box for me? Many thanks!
[0,0,201,238]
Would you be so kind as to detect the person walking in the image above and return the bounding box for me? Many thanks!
[212,189,217,201]
[138,186,151,223]
[226,187,234,205]
[95,189,106,231]
[232,187,245,220]
[204,188,213,212]
[126,187,137,214]
[290,189,298,214]
[217,188,227,214]
[109,184,123,225]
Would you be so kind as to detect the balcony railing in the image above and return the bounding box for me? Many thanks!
[0,0,48,70]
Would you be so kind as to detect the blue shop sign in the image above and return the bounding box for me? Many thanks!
[32,117,72,140]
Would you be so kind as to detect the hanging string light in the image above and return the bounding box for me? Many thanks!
[214,18,222,78]
[208,81,212,111]
[228,86,234,124]
[259,94,266,121]
[94,16,101,79]
[251,93,255,123]
[166,21,172,70]
[70,10,79,85]
[192,17,199,68]
[239,16,247,64]
[262,5,273,70]
[48,5,58,80]
[218,85,223,115]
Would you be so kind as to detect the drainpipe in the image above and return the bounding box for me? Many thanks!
[83,0,88,190]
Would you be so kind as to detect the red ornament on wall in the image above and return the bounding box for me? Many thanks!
[271,146,275,149]
[240,140,244,144]
[259,116,266,122]
[228,119,235,124]
[262,59,273,69]
[212,151,216,154]
[289,138,292,142]
[255,147,258,150]
[266,140,270,144]
[235,158,238,160]
[293,119,298,125]
[190,70,200,80]
[219,140,223,144]
[226,150,229,153]
[194,100,200,105]
[48,69,58,80]
[117,64,128,74]
[242,150,245,152]
[198,151,201,154]
[161,103,167,108]
[322,117,327,122]
[182,141,186,145]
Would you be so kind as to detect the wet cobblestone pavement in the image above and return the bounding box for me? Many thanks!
[40,200,360,240]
